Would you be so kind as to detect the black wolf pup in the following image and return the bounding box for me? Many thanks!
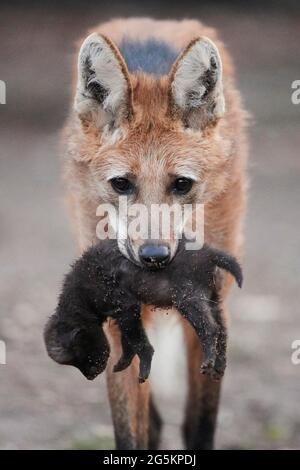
[44,239,242,382]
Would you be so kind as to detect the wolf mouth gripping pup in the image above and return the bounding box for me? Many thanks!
[44,239,242,383]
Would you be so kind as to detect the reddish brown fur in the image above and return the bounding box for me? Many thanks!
[63,18,248,449]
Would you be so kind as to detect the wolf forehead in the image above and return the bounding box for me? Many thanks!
[118,38,179,76]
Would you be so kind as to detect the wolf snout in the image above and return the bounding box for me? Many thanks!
[138,243,170,268]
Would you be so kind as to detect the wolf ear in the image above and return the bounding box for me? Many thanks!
[169,37,225,130]
[75,33,133,129]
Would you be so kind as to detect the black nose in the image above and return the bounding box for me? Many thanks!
[139,244,170,268]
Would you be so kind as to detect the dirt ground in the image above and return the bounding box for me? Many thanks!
[0,3,300,449]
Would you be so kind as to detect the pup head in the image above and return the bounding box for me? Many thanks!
[71,33,231,267]
[44,316,110,380]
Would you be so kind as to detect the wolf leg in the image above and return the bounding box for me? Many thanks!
[105,320,151,449]
[182,320,221,450]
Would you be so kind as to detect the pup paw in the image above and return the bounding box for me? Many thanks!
[80,353,109,380]
[113,352,135,373]
[200,358,215,377]
[212,357,226,381]
[210,367,224,382]
[138,345,154,384]
[200,359,225,382]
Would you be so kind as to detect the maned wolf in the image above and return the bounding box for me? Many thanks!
[63,18,247,449]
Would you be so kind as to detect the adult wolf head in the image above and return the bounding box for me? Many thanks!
[66,24,241,268]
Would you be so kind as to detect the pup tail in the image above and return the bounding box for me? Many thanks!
[213,250,243,288]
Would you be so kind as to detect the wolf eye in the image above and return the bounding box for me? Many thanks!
[171,177,193,195]
[110,177,134,195]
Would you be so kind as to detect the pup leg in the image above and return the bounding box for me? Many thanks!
[106,321,151,449]
[113,334,136,373]
[114,305,154,383]
[178,300,218,379]
[182,320,221,450]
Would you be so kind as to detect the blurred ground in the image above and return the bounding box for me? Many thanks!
[0,2,300,449]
